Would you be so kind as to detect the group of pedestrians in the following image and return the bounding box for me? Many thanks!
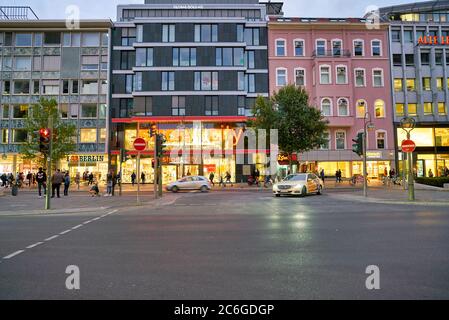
[208,171,233,187]
[0,172,37,188]
[130,172,147,186]
[34,168,71,198]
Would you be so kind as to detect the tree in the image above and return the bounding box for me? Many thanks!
[20,98,77,167]
[249,85,329,169]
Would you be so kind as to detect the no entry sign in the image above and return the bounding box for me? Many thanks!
[133,138,147,151]
[401,139,416,153]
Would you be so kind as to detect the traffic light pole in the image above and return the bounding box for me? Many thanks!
[158,134,163,198]
[137,151,141,205]
[406,132,415,201]
[45,117,53,210]
[363,130,368,198]
[154,134,158,199]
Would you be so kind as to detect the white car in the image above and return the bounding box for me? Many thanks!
[273,173,323,197]
[166,176,212,193]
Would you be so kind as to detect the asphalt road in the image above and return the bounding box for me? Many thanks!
[0,191,448,299]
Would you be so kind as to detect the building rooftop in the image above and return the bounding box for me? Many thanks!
[0,6,38,20]
[379,0,449,18]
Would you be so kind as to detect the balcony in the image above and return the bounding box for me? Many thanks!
[325,116,355,127]
[312,49,351,58]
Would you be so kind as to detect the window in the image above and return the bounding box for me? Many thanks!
[134,97,152,116]
[44,32,61,45]
[392,30,401,42]
[353,40,364,56]
[63,33,71,46]
[320,131,330,150]
[238,72,246,91]
[136,48,153,67]
[172,96,186,116]
[0,129,8,144]
[276,68,287,86]
[336,66,347,84]
[276,39,286,56]
[162,72,175,91]
[356,100,366,118]
[336,131,346,150]
[436,50,443,65]
[2,80,11,94]
[395,103,405,116]
[125,74,133,93]
[60,104,68,118]
[1,105,9,119]
[421,52,430,65]
[136,25,143,43]
[237,25,244,42]
[80,128,97,143]
[244,28,259,46]
[121,28,136,46]
[238,96,245,116]
[72,80,79,94]
[408,103,417,116]
[393,54,402,66]
[438,102,447,115]
[99,128,107,144]
[406,78,416,91]
[316,39,326,56]
[246,51,255,69]
[101,33,108,47]
[405,54,414,66]
[194,24,218,42]
[133,72,143,91]
[216,48,244,66]
[14,57,31,71]
[394,79,403,91]
[70,104,79,119]
[247,74,256,93]
[437,77,444,91]
[15,33,32,46]
[42,81,59,95]
[43,56,61,71]
[12,129,28,144]
[320,66,331,84]
[32,80,40,94]
[372,69,384,87]
[374,99,385,118]
[12,104,28,118]
[194,71,218,91]
[120,51,135,70]
[1,56,12,71]
[34,33,43,46]
[14,80,30,94]
[173,48,196,66]
[436,128,449,146]
[424,102,433,115]
[422,77,431,91]
[62,80,69,94]
[72,33,81,47]
[371,40,381,56]
[332,40,342,56]
[162,24,175,43]
[355,69,365,87]
[101,80,107,95]
[376,131,386,149]
[295,68,305,86]
[338,98,349,116]
[294,40,304,56]
[404,30,413,42]
[81,104,97,118]
[205,96,219,116]
[81,80,99,95]
[98,104,107,119]
[321,98,332,116]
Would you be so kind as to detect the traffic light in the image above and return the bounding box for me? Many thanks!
[156,134,166,158]
[39,128,51,154]
[352,132,364,157]
[149,123,157,137]
[120,148,129,163]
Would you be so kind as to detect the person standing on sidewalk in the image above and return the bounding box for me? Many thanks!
[88,172,94,186]
[131,172,136,186]
[225,171,233,187]
[75,172,81,190]
[141,172,146,185]
[51,169,64,198]
[209,172,215,186]
[63,172,70,196]
[106,170,113,197]
[36,168,47,198]
[320,169,325,183]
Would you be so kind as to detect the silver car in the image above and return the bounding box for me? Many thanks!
[273,173,323,197]
[166,176,212,193]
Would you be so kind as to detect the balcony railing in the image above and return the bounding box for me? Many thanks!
[0,6,39,20]
[312,49,351,58]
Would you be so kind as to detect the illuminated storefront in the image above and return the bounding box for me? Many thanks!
[60,154,109,182]
[0,154,39,174]
[396,127,449,177]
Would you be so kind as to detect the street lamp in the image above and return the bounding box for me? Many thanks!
[363,112,374,197]
[400,117,416,201]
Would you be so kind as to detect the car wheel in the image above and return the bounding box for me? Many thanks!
[301,186,307,197]
[317,186,322,195]
[171,186,179,193]
[200,186,208,193]
[275,194,281,197]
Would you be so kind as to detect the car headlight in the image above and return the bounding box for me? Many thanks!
[273,185,279,191]
[293,184,303,190]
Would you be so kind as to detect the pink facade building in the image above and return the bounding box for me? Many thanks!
[268,17,395,179]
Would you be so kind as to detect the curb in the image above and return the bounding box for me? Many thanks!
[0,206,111,217]
[329,193,449,207]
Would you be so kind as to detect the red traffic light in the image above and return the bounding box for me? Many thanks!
[39,128,51,138]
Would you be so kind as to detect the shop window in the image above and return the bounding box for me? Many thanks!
[376,131,386,149]
[356,100,366,118]
[397,128,434,147]
[80,128,97,143]
[321,98,332,116]
[335,131,346,150]
[374,100,385,118]
[12,104,28,118]
[12,129,28,144]
[435,128,449,146]
[81,104,97,118]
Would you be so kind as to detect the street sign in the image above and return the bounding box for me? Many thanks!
[133,138,147,151]
[401,139,416,153]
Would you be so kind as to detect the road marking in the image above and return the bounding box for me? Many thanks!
[92,217,100,221]
[3,250,25,259]
[26,242,43,249]
[60,230,71,235]
[72,224,83,230]
[83,220,92,224]
[45,235,59,241]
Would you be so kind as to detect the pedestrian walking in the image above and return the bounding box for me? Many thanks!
[26,171,32,187]
[209,172,215,186]
[36,167,47,197]
[63,172,70,196]
[320,169,325,183]
[51,169,64,198]
[131,172,136,186]
[106,170,113,196]
[141,172,146,185]
[75,172,81,190]
[88,172,94,186]
[225,171,233,187]
[1,173,7,187]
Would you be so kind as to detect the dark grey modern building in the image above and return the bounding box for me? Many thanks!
[379,0,449,177]
[0,6,112,177]
[110,0,281,183]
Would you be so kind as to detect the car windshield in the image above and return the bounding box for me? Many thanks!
[283,174,307,182]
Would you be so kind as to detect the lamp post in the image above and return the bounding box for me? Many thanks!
[363,112,375,197]
[400,117,416,201]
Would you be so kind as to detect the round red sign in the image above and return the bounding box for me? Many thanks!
[401,139,416,153]
[133,138,147,151]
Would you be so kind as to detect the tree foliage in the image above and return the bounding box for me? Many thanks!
[20,98,77,167]
[249,85,329,159]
